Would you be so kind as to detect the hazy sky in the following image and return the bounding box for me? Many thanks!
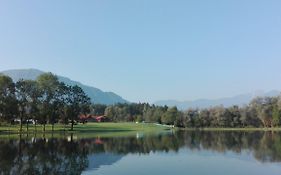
[0,0,281,103]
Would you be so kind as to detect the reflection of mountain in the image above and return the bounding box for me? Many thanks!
[155,90,280,110]
[86,153,124,171]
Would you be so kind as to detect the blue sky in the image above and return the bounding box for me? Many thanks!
[0,0,281,103]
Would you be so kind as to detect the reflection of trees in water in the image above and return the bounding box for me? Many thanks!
[80,131,281,163]
[0,131,281,174]
[180,131,281,163]
[253,132,281,162]
[0,137,88,175]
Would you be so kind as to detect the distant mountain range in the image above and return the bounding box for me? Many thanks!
[1,69,128,105]
[155,90,280,110]
[1,69,279,109]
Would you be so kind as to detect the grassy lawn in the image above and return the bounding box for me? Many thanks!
[1,122,280,134]
[1,123,280,133]
[0,122,171,135]
[1,123,280,139]
[73,122,170,132]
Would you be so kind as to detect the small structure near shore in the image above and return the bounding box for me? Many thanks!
[79,114,110,123]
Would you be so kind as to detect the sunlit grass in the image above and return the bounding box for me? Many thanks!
[0,122,172,139]
[0,122,170,134]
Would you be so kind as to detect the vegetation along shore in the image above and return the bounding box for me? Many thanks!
[0,73,281,134]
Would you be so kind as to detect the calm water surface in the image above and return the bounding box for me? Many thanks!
[0,131,281,175]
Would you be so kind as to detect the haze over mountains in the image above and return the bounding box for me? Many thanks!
[1,69,279,109]
[155,90,280,110]
[1,69,127,105]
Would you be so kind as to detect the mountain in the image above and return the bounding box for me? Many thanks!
[155,90,280,110]
[0,69,128,105]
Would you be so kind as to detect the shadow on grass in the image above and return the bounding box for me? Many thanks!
[0,127,136,135]
[0,129,168,140]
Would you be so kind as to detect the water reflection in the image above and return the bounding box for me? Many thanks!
[0,131,281,174]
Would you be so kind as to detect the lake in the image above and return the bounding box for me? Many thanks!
[0,130,281,175]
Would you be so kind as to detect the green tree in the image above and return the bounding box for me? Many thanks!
[91,104,107,116]
[66,85,91,131]
[272,106,280,127]
[15,79,42,132]
[209,106,225,127]
[104,106,115,121]
[182,109,197,127]
[55,82,71,128]
[228,105,241,127]
[0,75,17,123]
[250,97,275,127]
[198,109,211,127]
[161,107,179,125]
[26,80,42,131]
[15,79,30,131]
[37,73,60,132]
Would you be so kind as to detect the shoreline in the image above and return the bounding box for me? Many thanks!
[0,122,170,134]
[178,127,281,131]
[0,122,281,135]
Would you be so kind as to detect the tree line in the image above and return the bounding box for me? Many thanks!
[93,96,281,128]
[1,72,281,130]
[0,73,91,131]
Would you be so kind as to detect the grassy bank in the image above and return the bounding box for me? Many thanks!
[1,123,281,133]
[1,123,281,140]
[0,122,171,135]
[1,123,281,134]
